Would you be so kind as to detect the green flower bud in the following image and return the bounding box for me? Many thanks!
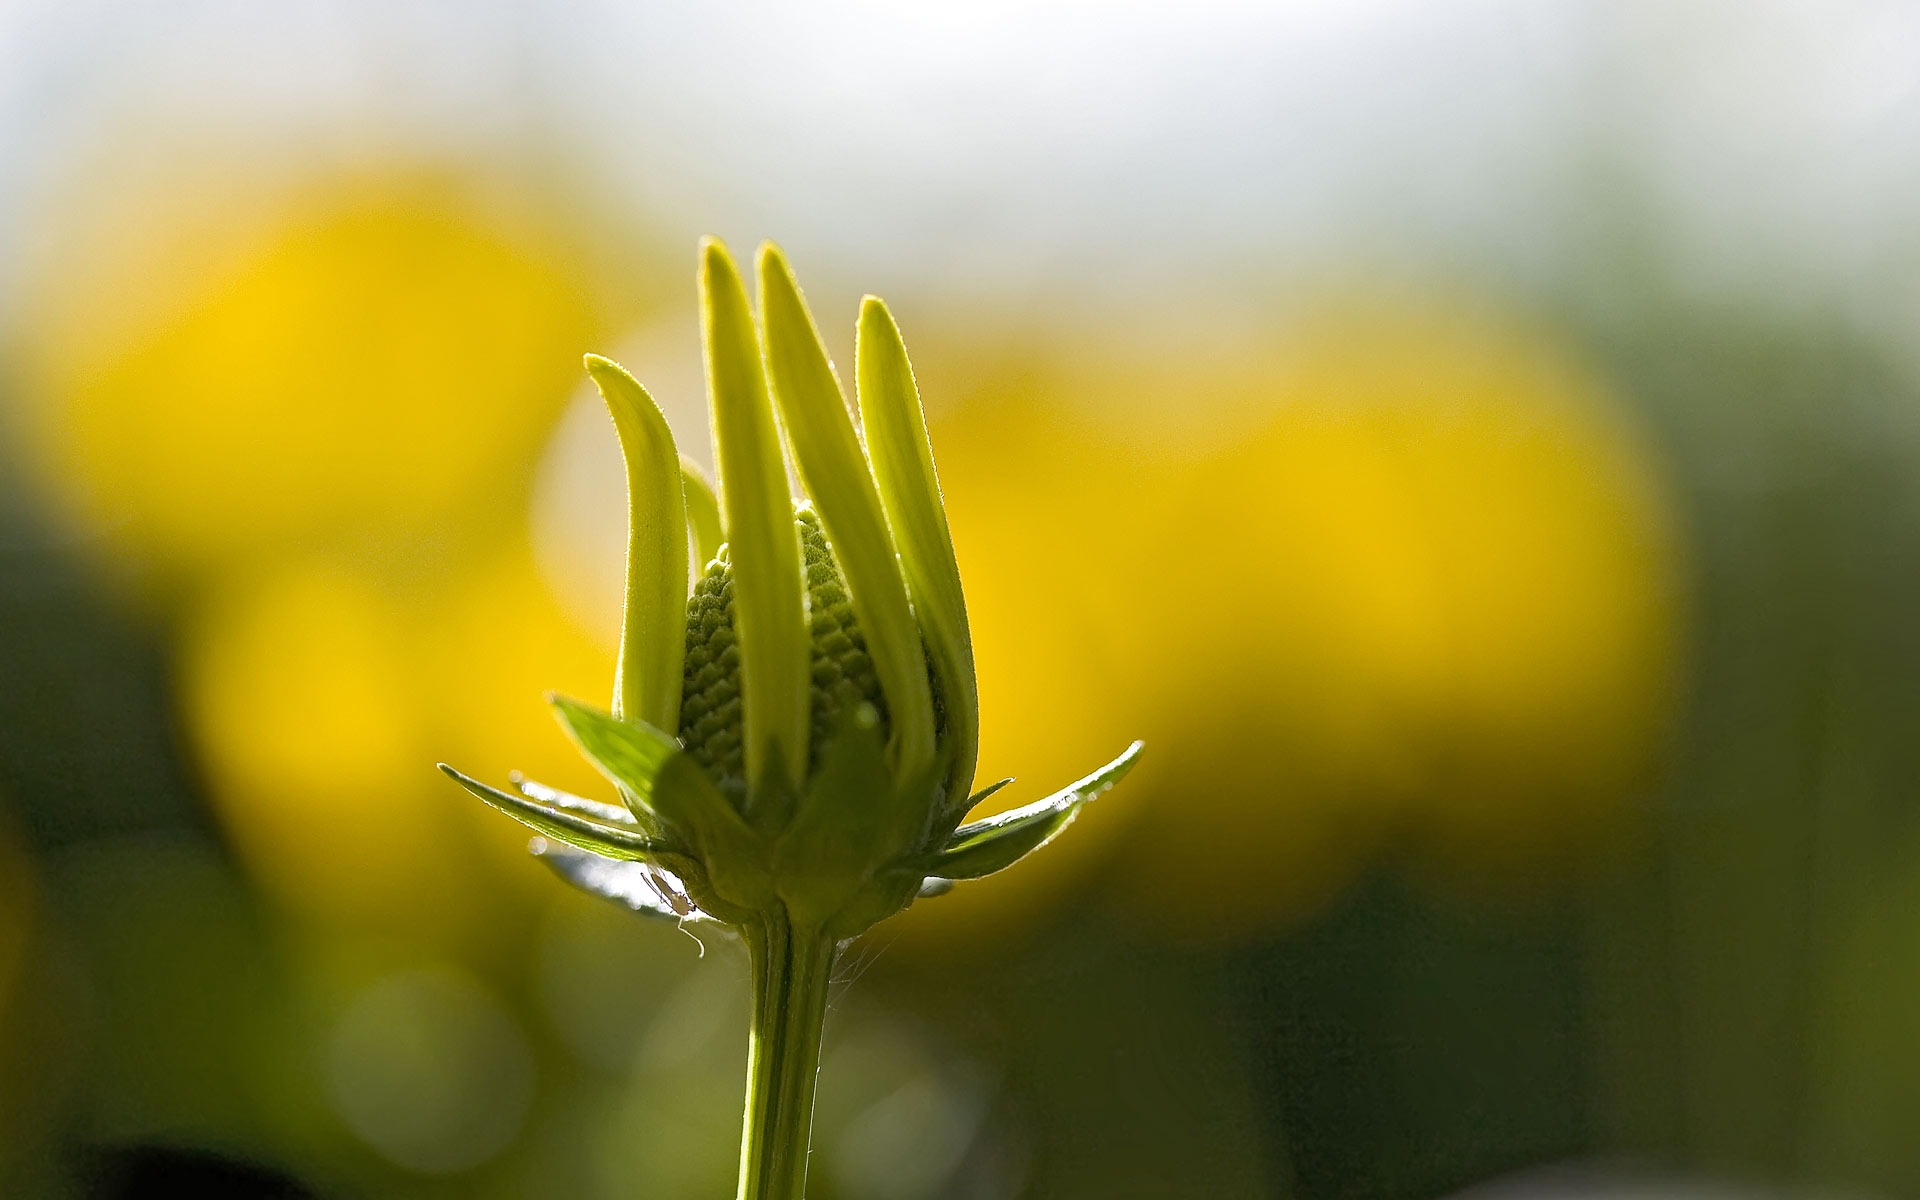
[438,238,1142,941]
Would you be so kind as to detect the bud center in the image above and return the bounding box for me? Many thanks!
[678,509,888,793]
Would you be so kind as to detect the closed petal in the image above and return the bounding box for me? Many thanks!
[857,296,977,812]
[585,355,688,733]
[701,238,811,808]
[758,244,935,784]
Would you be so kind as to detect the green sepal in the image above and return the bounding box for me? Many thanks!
[771,703,892,927]
[958,777,1014,817]
[509,772,635,825]
[918,741,1143,881]
[548,695,682,822]
[757,244,936,786]
[549,695,763,871]
[531,842,715,923]
[652,751,776,918]
[437,764,676,863]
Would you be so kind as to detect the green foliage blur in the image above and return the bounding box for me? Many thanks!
[3,6,1917,1199]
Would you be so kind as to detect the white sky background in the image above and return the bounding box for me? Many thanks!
[1,0,1919,321]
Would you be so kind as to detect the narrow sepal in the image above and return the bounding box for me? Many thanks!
[680,456,725,571]
[959,777,1014,817]
[548,694,681,816]
[857,296,978,808]
[585,354,688,732]
[438,764,672,862]
[548,696,759,862]
[771,703,893,926]
[510,772,634,825]
[531,840,714,922]
[701,237,811,804]
[757,244,936,784]
[920,741,1143,880]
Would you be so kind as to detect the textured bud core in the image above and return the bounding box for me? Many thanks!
[679,509,888,794]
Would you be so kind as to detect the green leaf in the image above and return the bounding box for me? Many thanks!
[921,741,1143,880]
[757,244,936,786]
[681,456,725,570]
[701,237,811,807]
[857,296,978,811]
[530,842,714,922]
[438,763,671,862]
[585,354,689,733]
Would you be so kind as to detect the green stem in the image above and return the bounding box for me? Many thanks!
[737,909,837,1200]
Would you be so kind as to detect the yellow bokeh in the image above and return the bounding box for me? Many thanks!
[10,171,602,584]
[178,540,625,941]
[895,299,1680,944]
[4,162,648,945]
[179,559,456,930]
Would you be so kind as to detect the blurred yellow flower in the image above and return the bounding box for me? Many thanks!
[894,298,1679,944]
[10,172,602,586]
[180,538,621,942]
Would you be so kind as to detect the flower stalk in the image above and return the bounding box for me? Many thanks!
[737,912,836,1200]
[439,237,1143,1196]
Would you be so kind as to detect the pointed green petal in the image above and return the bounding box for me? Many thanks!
[757,244,934,783]
[857,296,977,809]
[438,764,671,862]
[585,354,688,732]
[701,238,810,802]
[920,741,1143,880]
[680,456,725,570]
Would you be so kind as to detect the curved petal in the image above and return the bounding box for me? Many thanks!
[701,238,810,808]
[585,354,688,733]
[757,244,935,785]
[857,296,978,809]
